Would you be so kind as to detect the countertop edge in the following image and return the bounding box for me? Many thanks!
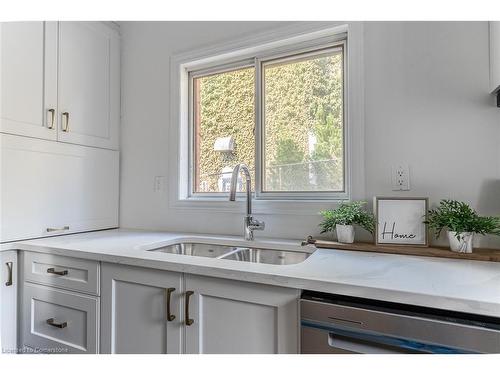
[2,230,500,318]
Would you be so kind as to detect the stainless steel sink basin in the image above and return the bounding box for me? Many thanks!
[221,247,310,265]
[151,243,240,258]
[148,242,312,265]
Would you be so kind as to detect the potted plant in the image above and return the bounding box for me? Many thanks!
[425,199,500,253]
[319,201,375,243]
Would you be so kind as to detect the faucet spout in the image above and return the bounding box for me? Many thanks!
[228,163,265,240]
[229,163,252,216]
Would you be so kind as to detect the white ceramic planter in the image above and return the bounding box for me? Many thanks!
[448,231,474,253]
[336,224,355,244]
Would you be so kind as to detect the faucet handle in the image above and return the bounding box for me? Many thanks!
[248,217,265,231]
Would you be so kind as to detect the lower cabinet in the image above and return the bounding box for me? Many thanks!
[100,263,299,354]
[1,251,18,353]
[1,134,119,242]
[21,283,99,354]
[15,255,299,354]
[100,263,183,354]
[19,251,100,354]
[184,274,299,354]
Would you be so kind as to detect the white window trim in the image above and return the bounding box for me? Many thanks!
[169,22,365,215]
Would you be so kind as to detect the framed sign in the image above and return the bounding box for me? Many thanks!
[374,197,429,246]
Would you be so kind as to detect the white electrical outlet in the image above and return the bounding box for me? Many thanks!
[154,176,166,192]
[391,165,410,191]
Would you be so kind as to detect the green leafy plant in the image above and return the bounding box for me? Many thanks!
[319,201,375,234]
[425,200,500,239]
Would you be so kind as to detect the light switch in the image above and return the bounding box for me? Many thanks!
[154,176,166,192]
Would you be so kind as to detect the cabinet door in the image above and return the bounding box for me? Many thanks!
[58,22,119,149]
[184,274,299,354]
[101,263,183,354]
[0,22,57,140]
[1,251,18,353]
[0,134,119,242]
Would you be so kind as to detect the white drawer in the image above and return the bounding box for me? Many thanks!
[22,283,99,354]
[23,252,99,295]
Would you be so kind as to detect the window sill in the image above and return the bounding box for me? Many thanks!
[169,196,347,216]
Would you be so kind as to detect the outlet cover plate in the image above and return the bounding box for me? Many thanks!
[391,165,410,191]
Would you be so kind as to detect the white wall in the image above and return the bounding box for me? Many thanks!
[119,21,500,247]
[364,22,500,247]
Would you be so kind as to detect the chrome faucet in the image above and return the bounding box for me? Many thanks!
[229,163,265,241]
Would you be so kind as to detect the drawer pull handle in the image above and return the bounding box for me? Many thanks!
[185,291,194,326]
[5,262,13,286]
[47,268,68,276]
[46,226,70,232]
[165,287,176,322]
[46,318,68,329]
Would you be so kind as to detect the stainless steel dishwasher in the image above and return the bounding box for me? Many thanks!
[300,291,500,354]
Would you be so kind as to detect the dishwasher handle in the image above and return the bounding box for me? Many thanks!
[301,320,475,354]
[327,331,402,354]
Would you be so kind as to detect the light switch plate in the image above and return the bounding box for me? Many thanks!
[154,176,166,192]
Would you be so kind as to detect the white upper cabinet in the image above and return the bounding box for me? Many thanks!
[0,22,57,140]
[490,21,500,94]
[0,21,119,149]
[58,22,120,149]
[0,134,119,242]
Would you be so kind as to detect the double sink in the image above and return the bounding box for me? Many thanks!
[147,242,313,265]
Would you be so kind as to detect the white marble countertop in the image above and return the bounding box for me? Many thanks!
[2,228,500,317]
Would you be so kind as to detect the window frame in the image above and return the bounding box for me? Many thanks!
[170,22,365,215]
[257,42,347,200]
[187,39,348,200]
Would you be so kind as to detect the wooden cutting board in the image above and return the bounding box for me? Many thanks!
[303,237,500,262]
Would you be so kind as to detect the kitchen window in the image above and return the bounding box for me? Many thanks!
[188,41,346,200]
